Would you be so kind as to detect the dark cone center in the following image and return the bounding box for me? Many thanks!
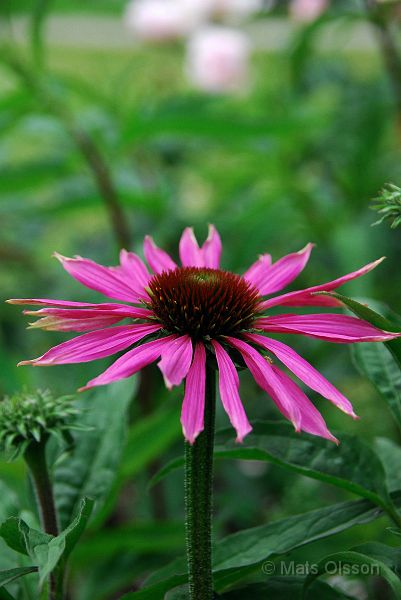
[147,267,261,339]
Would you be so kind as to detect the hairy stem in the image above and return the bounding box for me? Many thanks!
[184,363,216,600]
[24,439,62,600]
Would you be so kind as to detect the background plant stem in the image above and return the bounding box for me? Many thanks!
[24,439,62,600]
[184,363,216,600]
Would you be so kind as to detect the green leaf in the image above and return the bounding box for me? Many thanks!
[219,578,354,599]
[90,399,181,530]
[123,491,401,598]
[0,499,93,586]
[352,342,401,432]
[303,551,401,599]
[317,292,401,367]
[0,566,37,587]
[53,380,133,529]
[152,421,395,513]
[72,521,184,566]
[374,438,401,493]
[36,497,94,585]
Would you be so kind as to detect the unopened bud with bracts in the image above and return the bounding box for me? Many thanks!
[372,183,401,229]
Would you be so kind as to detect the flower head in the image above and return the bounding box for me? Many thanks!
[0,389,79,459]
[185,27,251,93]
[8,225,399,445]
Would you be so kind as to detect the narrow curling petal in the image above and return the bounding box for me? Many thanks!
[201,225,222,269]
[27,315,124,332]
[244,333,356,417]
[212,340,252,442]
[226,337,301,431]
[181,342,206,444]
[144,235,177,274]
[19,323,161,366]
[119,250,150,289]
[54,254,145,303]
[270,366,338,444]
[81,334,177,390]
[256,243,314,295]
[260,257,385,310]
[243,254,272,290]
[158,335,193,389]
[256,313,400,343]
[179,227,204,267]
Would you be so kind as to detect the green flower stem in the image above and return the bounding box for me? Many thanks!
[24,439,62,600]
[184,362,216,600]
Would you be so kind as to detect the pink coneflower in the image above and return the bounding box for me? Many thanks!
[8,226,397,444]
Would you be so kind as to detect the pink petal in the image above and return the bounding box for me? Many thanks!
[260,257,385,310]
[256,313,400,343]
[181,342,206,444]
[244,333,356,417]
[253,244,314,296]
[119,250,150,289]
[226,337,301,430]
[27,315,124,332]
[54,254,146,303]
[81,334,177,390]
[6,299,118,307]
[143,235,177,274]
[201,225,222,269]
[243,254,272,290]
[270,365,338,443]
[24,305,153,332]
[19,323,161,366]
[158,335,193,389]
[179,227,204,267]
[212,340,252,442]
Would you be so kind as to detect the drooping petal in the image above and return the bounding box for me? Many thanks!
[27,315,124,332]
[270,366,338,444]
[179,227,204,267]
[181,342,206,444]
[256,313,400,343]
[119,250,150,289]
[19,323,161,366]
[23,305,153,332]
[212,340,252,442]
[254,243,314,296]
[260,257,385,310]
[6,298,118,307]
[244,333,356,417]
[201,225,222,269]
[80,334,177,390]
[243,254,272,290]
[158,335,193,389]
[226,337,301,430]
[54,254,145,303]
[143,235,177,274]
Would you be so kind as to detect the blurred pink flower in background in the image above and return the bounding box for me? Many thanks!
[289,0,328,22]
[124,0,195,41]
[185,27,251,93]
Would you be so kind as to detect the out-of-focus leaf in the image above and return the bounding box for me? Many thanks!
[375,438,401,492]
[123,492,401,598]
[53,379,133,529]
[318,292,401,366]
[91,399,181,529]
[151,421,396,515]
[219,578,354,599]
[352,342,401,432]
[0,566,37,587]
[72,521,184,565]
[303,550,401,598]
